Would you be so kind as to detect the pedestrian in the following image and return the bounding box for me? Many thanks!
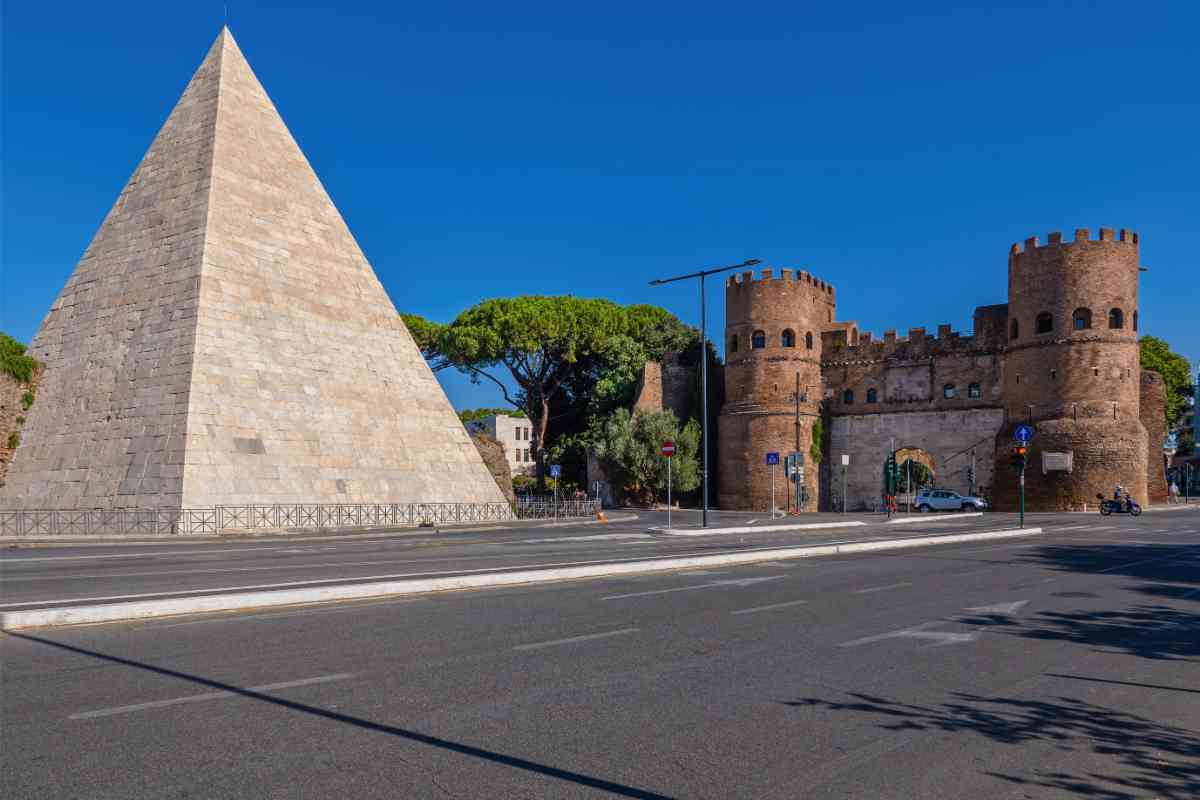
[1169,481,1180,504]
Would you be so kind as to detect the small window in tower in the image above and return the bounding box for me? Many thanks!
[1016,374,1021,384]
[943,383,957,399]
[866,388,878,403]
[968,382,981,398]
[828,309,833,323]
[1051,369,1057,380]
[1072,308,1092,330]
[1133,310,1138,331]
[1010,319,1019,339]
[1108,308,1124,329]
[805,332,814,350]
[843,389,854,405]
[781,329,795,348]
[730,335,738,353]
[1035,312,1053,334]
[751,330,766,349]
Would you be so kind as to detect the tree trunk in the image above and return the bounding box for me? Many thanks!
[533,393,550,492]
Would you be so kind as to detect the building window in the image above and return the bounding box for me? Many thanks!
[751,330,766,349]
[805,331,814,350]
[866,388,877,403]
[943,383,957,399]
[524,448,530,462]
[1051,369,1057,380]
[1109,308,1124,329]
[781,329,795,348]
[730,335,738,353]
[968,382,981,398]
[1010,319,1019,340]
[1072,308,1092,330]
[842,389,854,404]
[1133,310,1138,331]
[1035,312,1053,334]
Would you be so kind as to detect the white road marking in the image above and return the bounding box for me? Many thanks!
[603,575,784,600]
[963,600,1029,616]
[514,628,638,651]
[948,567,995,578]
[150,599,421,629]
[71,673,354,719]
[1098,550,1198,574]
[730,599,808,615]
[840,622,978,648]
[678,570,726,576]
[852,582,911,595]
[1,546,307,563]
[518,533,653,543]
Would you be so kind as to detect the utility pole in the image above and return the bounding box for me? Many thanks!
[650,258,761,528]
[969,447,976,497]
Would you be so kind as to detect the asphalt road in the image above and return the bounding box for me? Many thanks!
[3,508,1198,798]
[0,509,1162,610]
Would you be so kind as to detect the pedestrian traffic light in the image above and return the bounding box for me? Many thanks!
[885,452,898,494]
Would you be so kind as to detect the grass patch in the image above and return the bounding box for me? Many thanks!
[1,333,39,384]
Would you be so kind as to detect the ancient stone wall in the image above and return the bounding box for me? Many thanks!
[633,354,694,422]
[471,433,516,508]
[1140,370,1168,504]
[719,267,833,510]
[828,408,1003,510]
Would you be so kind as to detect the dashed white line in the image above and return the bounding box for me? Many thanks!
[71,673,354,719]
[514,628,638,651]
[852,582,912,595]
[730,599,808,615]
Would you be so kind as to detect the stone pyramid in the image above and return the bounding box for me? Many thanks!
[1,28,508,511]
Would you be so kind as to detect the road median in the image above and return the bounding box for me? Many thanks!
[0,525,1043,630]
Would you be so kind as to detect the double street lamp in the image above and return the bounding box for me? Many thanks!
[650,258,761,527]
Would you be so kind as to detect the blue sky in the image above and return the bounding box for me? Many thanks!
[3,1,1197,410]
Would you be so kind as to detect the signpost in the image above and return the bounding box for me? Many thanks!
[840,454,850,514]
[766,452,780,517]
[550,464,562,520]
[662,441,675,529]
[784,451,804,512]
[1009,429,1032,528]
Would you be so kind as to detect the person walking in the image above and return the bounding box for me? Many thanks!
[1170,481,1181,504]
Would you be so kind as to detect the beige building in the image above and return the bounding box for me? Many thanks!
[467,415,536,476]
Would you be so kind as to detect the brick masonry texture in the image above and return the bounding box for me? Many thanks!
[721,227,1154,512]
[0,29,507,511]
[1140,370,1168,504]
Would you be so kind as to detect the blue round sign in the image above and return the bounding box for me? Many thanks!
[1013,424,1034,443]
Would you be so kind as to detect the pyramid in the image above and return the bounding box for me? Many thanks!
[1,28,508,511]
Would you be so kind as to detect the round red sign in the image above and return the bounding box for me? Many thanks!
[662,441,675,457]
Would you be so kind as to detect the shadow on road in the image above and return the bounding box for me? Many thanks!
[5,631,675,800]
[784,691,1200,799]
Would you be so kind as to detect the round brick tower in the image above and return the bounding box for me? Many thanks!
[993,227,1147,511]
[718,267,835,511]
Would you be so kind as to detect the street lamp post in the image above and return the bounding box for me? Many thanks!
[650,258,761,528]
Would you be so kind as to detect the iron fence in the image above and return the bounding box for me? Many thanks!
[514,497,600,520]
[0,502,520,536]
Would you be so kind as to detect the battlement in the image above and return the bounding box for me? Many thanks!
[822,319,998,364]
[725,267,836,298]
[1009,227,1138,256]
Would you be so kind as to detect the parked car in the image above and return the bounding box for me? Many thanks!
[915,490,988,512]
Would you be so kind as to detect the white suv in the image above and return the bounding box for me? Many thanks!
[915,490,987,512]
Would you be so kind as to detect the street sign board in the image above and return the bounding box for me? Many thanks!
[766,451,780,465]
[840,454,850,466]
[662,441,675,457]
[1042,451,1073,473]
[549,464,561,478]
[1013,424,1034,443]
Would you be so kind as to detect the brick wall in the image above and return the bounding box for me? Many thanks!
[1140,370,1168,503]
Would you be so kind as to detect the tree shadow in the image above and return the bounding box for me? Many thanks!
[784,691,1200,799]
[5,631,675,800]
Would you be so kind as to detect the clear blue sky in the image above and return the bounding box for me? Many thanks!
[3,1,1197,410]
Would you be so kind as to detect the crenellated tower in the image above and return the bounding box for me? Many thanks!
[718,267,836,511]
[993,227,1147,510]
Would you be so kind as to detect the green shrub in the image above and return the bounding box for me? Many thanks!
[20,391,35,410]
[6,432,19,449]
[15,416,25,425]
[0,333,39,384]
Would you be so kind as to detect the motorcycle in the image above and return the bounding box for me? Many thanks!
[1096,494,1142,516]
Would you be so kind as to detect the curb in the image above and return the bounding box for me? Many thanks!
[886,512,983,524]
[653,521,867,536]
[1,526,1043,629]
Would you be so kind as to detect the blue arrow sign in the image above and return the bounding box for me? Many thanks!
[549,464,562,478]
[1013,424,1034,443]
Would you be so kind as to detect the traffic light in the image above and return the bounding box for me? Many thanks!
[1010,445,1027,471]
[885,452,898,494]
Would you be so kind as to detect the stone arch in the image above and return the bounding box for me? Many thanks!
[891,447,936,503]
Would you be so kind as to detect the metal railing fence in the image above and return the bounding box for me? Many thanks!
[0,502,523,536]
[514,497,600,520]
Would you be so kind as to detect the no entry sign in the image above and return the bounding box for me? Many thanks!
[662,441,675,457]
